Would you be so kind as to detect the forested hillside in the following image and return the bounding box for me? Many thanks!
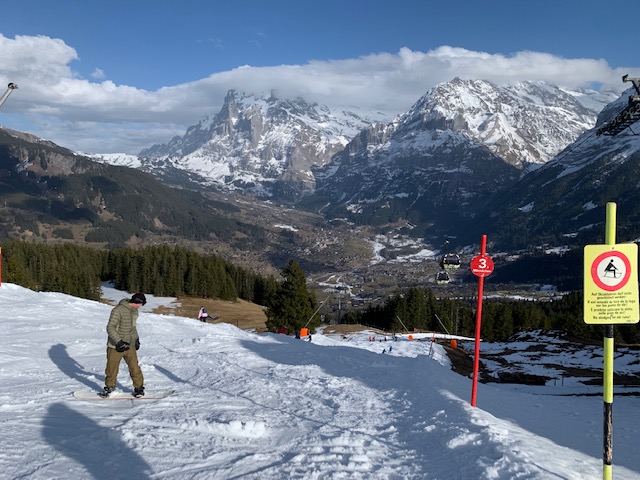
[3,240,634,344]
[0,128,263,249]
[0,242,276,304]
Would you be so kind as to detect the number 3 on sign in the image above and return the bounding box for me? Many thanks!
[470,255,494,277]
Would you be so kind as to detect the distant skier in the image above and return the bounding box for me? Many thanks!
[100,292,146,398]
[197,306,209,322]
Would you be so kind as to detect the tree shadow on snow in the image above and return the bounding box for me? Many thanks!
[240,336,638,476]
[152,363,195,384]
[237,336,550,478]
[42,403,152,480]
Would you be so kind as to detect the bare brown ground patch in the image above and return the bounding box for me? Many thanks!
[151,296,268,333]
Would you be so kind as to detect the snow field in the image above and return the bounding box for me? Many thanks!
[0,283,639,479]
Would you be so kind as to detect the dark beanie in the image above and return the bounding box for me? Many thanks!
[130,293,147,305]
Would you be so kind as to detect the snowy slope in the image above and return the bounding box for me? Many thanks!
[1,283,640,479]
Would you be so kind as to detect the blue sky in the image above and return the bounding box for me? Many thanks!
[0,0,638,153]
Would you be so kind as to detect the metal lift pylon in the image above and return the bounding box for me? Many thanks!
[596,75,640,136]
[0,83,17,110]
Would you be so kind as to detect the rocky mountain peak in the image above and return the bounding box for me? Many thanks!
[138,89,385,200]
[393,78,610,168]
[308,78,618,239]
[120,79,617,224]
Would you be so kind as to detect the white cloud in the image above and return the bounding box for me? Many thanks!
[0,34,637,154]
[91,68,106,80]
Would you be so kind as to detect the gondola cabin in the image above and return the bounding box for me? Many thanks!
[435,270,450,284]
[440,253,461,270]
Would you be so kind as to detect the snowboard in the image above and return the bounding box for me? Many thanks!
[73,389,175,401]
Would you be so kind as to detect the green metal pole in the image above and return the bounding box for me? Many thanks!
[603,202,616,480]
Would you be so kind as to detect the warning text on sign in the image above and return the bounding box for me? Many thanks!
[585,290,639,324]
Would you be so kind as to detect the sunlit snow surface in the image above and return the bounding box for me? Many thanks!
[1,283,639,479]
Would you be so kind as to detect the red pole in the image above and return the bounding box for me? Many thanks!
[471,235,487,407]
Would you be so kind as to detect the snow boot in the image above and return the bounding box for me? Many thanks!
[133,386,145,398]
[99,386,115,398]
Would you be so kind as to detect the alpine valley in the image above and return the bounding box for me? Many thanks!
[1,77,638,302]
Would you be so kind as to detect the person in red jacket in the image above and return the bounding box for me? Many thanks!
[100,292,146,398]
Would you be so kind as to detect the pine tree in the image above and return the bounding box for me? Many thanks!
[265,260,317,333]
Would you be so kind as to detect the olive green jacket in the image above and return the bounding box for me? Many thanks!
[106,299,140,349]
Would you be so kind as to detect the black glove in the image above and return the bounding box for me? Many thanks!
[115,340,130,352]
[135,338,140,350]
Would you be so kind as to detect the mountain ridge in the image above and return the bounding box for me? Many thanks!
[97,79,613,208]
[3,78,637,298]
[0,126,264,250]
[134,90,388,201]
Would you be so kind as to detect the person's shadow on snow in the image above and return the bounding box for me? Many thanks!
[43,403,152,479]
[48,344,102,391]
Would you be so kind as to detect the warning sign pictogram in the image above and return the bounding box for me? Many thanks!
[584,244,639,324]
[590,250,631,291]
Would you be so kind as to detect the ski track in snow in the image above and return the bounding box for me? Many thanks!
[0,283,639,479]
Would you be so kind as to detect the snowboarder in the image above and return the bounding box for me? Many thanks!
[100,292,146,398]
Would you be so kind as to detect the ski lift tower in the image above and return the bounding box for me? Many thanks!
[0,83,17,109]
[596,75,640,136]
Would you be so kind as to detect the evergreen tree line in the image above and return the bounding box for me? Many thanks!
[0,241,276,305]
[4,240,639,344]
[2,241,102,300]
[349,287,640,344]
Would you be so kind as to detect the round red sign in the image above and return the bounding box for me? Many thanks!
[470,255,494,277]
[590,250,631,292]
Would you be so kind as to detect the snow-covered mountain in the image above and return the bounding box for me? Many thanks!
[393,78,609,168]
[92,80,612,208]
[135,90,389,200]
[309,79,615,235]
[85,79,620,248]
[83,152,141,169]
[477,85,640,249]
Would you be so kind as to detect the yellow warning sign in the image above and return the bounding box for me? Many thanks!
[584,244,639,324]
